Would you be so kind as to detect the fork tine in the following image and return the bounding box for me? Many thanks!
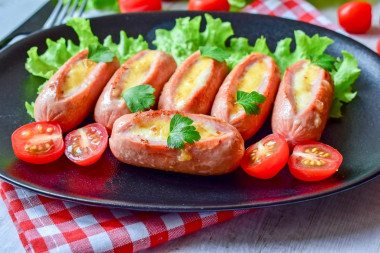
[42,0,64,29]
[67,0,80,19]
[55,0,73,26]
[76,0,88,18]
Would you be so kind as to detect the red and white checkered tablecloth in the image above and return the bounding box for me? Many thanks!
[0,1,338,252]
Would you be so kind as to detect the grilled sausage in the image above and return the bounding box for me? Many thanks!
[34,49,119,132]
[211,53,281,140]
[109,110,245,175]
[94,50,177,132]
[271,60,334,148]
[158,51,228,115]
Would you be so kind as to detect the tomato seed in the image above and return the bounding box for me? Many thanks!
[46,127,53,133]
[21,131,31,138]
[305,149,310,153]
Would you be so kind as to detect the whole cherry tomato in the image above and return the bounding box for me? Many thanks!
[118,0,162,13]
[338,1,372,34]
[188,0,230,11]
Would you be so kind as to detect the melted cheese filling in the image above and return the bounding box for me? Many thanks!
[174,57,213,108]
[293,64,320,111]
[128,118,221,142]
[121,51,157,93]
[63,59,97,96]
[230,60,268,118]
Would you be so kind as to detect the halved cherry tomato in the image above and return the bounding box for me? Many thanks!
[188,0,230,11]
[118,0,162,13]
[288,142,343,181]
[338,2,372,34]
[11,122,64,164]
[64,123,108,166]
[240,134,289,179]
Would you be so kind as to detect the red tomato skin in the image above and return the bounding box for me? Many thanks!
[338,2,372,34]
[188,0,230,11]
[11,122,64,164]
[118,0,162,13]
[377,37,380,55]
[288,142,343,182]
[65,123,108,166]
[240,134,289,179]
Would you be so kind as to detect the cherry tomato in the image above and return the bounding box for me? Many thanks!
[338,1,372,34]
[64,123,108,166]
[377,37,380,55]
[11,122,64,164]
[240,134,289,179]
[188,0,230,11]
[288,142,343,181]
[118,0,162,13]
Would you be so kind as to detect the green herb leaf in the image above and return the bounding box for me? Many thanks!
[200,46,230,62]
[122,85,155,113]
[167,114,201,149]
[25,101,35,119]
[235,90,266,115]
[87,44,115,62]
[309,54,337,72]
[228,0,253,11]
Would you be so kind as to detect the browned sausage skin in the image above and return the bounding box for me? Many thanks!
[158,51,228,115]
[271,60,334,148]
[34,49,119,132]
[211,53,281,140]
[109,110,245,175]
[94,50,177,132]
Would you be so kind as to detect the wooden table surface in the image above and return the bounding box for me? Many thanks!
[1,1,379,252]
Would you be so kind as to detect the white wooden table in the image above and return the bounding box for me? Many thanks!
[0,1,379,252]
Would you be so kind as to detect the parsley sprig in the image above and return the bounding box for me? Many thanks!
[122,85,156,113]
[235,90,266,115]
[87,44,115,63]
[200,46,230,62]
[309,54,337,72]
[167,114,201,149]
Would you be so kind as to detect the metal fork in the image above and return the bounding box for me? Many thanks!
[43,0,88,29]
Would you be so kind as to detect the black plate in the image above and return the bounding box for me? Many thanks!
[0,12,379,211]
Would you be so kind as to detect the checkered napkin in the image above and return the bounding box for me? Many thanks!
[1,1,337,252]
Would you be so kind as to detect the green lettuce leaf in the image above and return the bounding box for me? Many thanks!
[153,16,203,64]
[329,51,361,118]
[103,31,149,64]
[273,30,334,74]
[228,0,254,11]
[25,101,35,119]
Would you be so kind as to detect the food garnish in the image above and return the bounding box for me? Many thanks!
[167,114,201,149]
[200,46,230,62]
[122,85,156,113]
[235,90,266,115]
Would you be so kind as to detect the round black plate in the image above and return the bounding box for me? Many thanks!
[0,11,379,211]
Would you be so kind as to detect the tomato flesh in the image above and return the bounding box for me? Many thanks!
[11,122,64,164]
[288,142,343,181]
[188,0,230,11]
[240,134,289,179]
[118,0,162,13]
[65,123,108,166]
[338,2,372,34]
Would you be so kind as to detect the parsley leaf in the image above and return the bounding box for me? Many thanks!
[309,54,337,72]
[167,114,201,149]
[235,90,266,115]
[200,46,230,62]
[122,85,155,113]
[87,44,115,63]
